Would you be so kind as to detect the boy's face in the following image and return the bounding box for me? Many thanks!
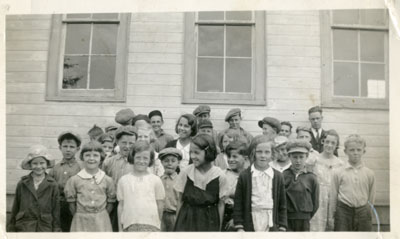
[344,141,365,165]
[309,112,323,130]
[228,150,245,171]
[30,157,47,176]
[279,125,291,137]
[199,127,213,136]
[82,150,101,171]
[133,150,151,172]
[161,155,179,175]
[102,141,114,154]
[297,130,312,143]
[150,116,163,132]
[274,144,288,162]
[323,135,338,155]
[262,123,276,137]
[228,115,241,129]
[138,129,151,143]
[197,113,210,121]
[254,142,273,171]
[117,134,136,157]
[289,152,308,172]
[59,139,79,160]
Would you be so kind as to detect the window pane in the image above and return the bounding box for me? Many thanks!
[226,26,252,57]
[332,29,358,61]
[198,25,224,56]
[360,9,386,26]
[226,11,252,20]
[197,58,223,92]
[89,56,116,89]
[92,13,119,19]
[360,31,385,62]
[65,24,91,54]
[92,24,118,54]
[361,63,385,98]
[198,11,224,20]
[66,14,91,19]
[226,58,252,93]
[332,10,359,24]
[63,56,88,89]
[333,62,359,96]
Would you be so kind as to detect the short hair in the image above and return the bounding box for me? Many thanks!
[322,129,340,151]
[281,121,293,131]
[218,129,247,152]
[344,134,366,149]
[127,141,155,167]
[191,134,217,162]
[296,126,312,135]
[137,124,157,143]
[308,106,323,115]
[175,114,198,137]
[59,135,81,147]
[248,135,275,163]
[225,141,248,158]
[80,141,105,162]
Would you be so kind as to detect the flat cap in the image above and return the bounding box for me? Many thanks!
[274,135,288,148]
[97,133,115,143]
[20,145,54,170]
[158,147,183,161]
[193,105,211,116]
[198,119,213,129]
[258,117,281,133]
[286,139,311,154]
[148,110,163,120]
[225,108,241,122]
[58,131,82,147]
[115,126,137,140]
[296,126,312,134]
[105,125,118,133]
[115,108,135,125]
[132,114,151,126]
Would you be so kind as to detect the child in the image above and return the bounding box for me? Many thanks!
[8,145,60,232]
[49,131,82,232]
[218,108,253,146]
[117,141,165,231]
[115,108,135,126]
[148,110,174,150]
[222,141,249,231]
[283,139,319,231]
[296,126,320,172]
[269,136,291,172]
[328,134,375,231]
[310,130,344,231]
[193,105,219,145]
[197,119,213,137]
[97,133,115,160]
[158,147,182,231]
[215,128,247,170]
[64,141,116,232]
[258,117,281,139]
[174,134,229,231]
[233,135,287,232]
[279,121,293,138]
[137,125,164,176]
[88,124,104,141]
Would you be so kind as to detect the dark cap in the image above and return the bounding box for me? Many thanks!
[193,105,211,117]
[115,108,135,125]
[225,108,241,122]
[158,147,182,161]
[286,139,311,154]
[148,110,163,120]
[132,114,151,126]
[258,117,281,133]
[198,119,213,129]
[97,133,115,143]
[58,131,82,147]
[115,126,137,140]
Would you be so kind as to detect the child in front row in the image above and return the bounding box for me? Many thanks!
[64,141,116,232]
[117,141,165,231]
[233,135,287,232]
[158,147,182,231]
[328,134,375,231]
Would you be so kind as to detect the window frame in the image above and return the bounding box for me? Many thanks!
[182,11,266,106]
[46,13,130,102]
[320,10,389,110]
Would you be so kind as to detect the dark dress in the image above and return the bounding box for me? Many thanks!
[174,176,221,231]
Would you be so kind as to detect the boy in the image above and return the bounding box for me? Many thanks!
[283,139,319,231]
[269,136,291,172]
[49,131,82,232]
[296,126,320,172]
[149,110,174,150]
[218,108,253,146]
[158,148,182,231]
[258,117,281,139]
[87,124,104,141]
[328,134,375,231]
[193,105,219,145]
[279,121,293,138]
[115,108,135,126]
[197,119,214,137]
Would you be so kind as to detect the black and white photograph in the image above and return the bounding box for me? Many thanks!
[3,0,396,236]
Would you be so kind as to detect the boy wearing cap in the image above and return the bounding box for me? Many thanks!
[296,127,320,173]
[8,145,60,232]
[283,139,319,231]
[193,105,219,145]
[149,110,174,150]
[269,136,291,172]
[115,108,135,126]
[258,117,281,139]
[49,131,82,232]
[158,148,182,231]
[197,119,214,137]
[218,108,253,145]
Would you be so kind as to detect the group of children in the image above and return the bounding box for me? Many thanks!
[7,105,376,233]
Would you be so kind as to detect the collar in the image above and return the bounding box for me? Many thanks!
[289,166,308,175]
[22,172,54,183]
[176,140,190,151]
[77,169,106,184]
[158,129,165,136]
[345,162,364,170]
[311,128,322,136]
[251,164,274,178]
[60,158,77,165]
[161,172,178,180]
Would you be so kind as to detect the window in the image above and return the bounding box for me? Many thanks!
[320,9,389,109]
[183,11,266,105]
[46,13,130,102]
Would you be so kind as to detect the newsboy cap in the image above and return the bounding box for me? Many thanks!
[274,135,288,148]
[20,145,54,170]
[225,108,241,122]
[58,131,82,147]
[105,125,118,133]
[286,139,311,154]
[115,108,135,125]
[115,126,137,140]
[193,105,211,117]
[158,147,183,161]
[198,119,213,129]
[258,117,281,133]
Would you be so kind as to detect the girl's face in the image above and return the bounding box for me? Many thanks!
[228,115,241,129]
[190,143,206,168]
[222,135,233,151]
[228,150,245,171]
[323,135,338,155]
[133,150,151,172]
[254,142,273,171]
[30,157,47,176]
[82,150,101,170]
[177,117,192,139]
[117,135,136,157]
[102,141,114,154]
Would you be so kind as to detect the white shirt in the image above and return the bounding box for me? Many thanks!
[250,165,274,209]
[176,140,190,170]
[269,160,291,173]
[311,128,323,139]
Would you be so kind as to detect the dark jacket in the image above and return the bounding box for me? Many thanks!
[7,173,61,232]
[165,139,178,148]
[310,129,338,156]
[283,167,319,220]
[233,167,287,231]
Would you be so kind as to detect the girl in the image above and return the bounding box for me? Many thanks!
[8,145,60,232]
[64,141,116,232]
[215,129,248,170]
[233,135,287,232]
[174,134,229,231]
[309,129,344,231]
[165,114,198,170]
[117,141,165,231]
[97,133,115,163]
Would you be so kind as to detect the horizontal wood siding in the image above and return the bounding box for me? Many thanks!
[6,11,389,225]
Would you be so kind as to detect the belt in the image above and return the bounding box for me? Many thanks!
[337,201,368,210]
